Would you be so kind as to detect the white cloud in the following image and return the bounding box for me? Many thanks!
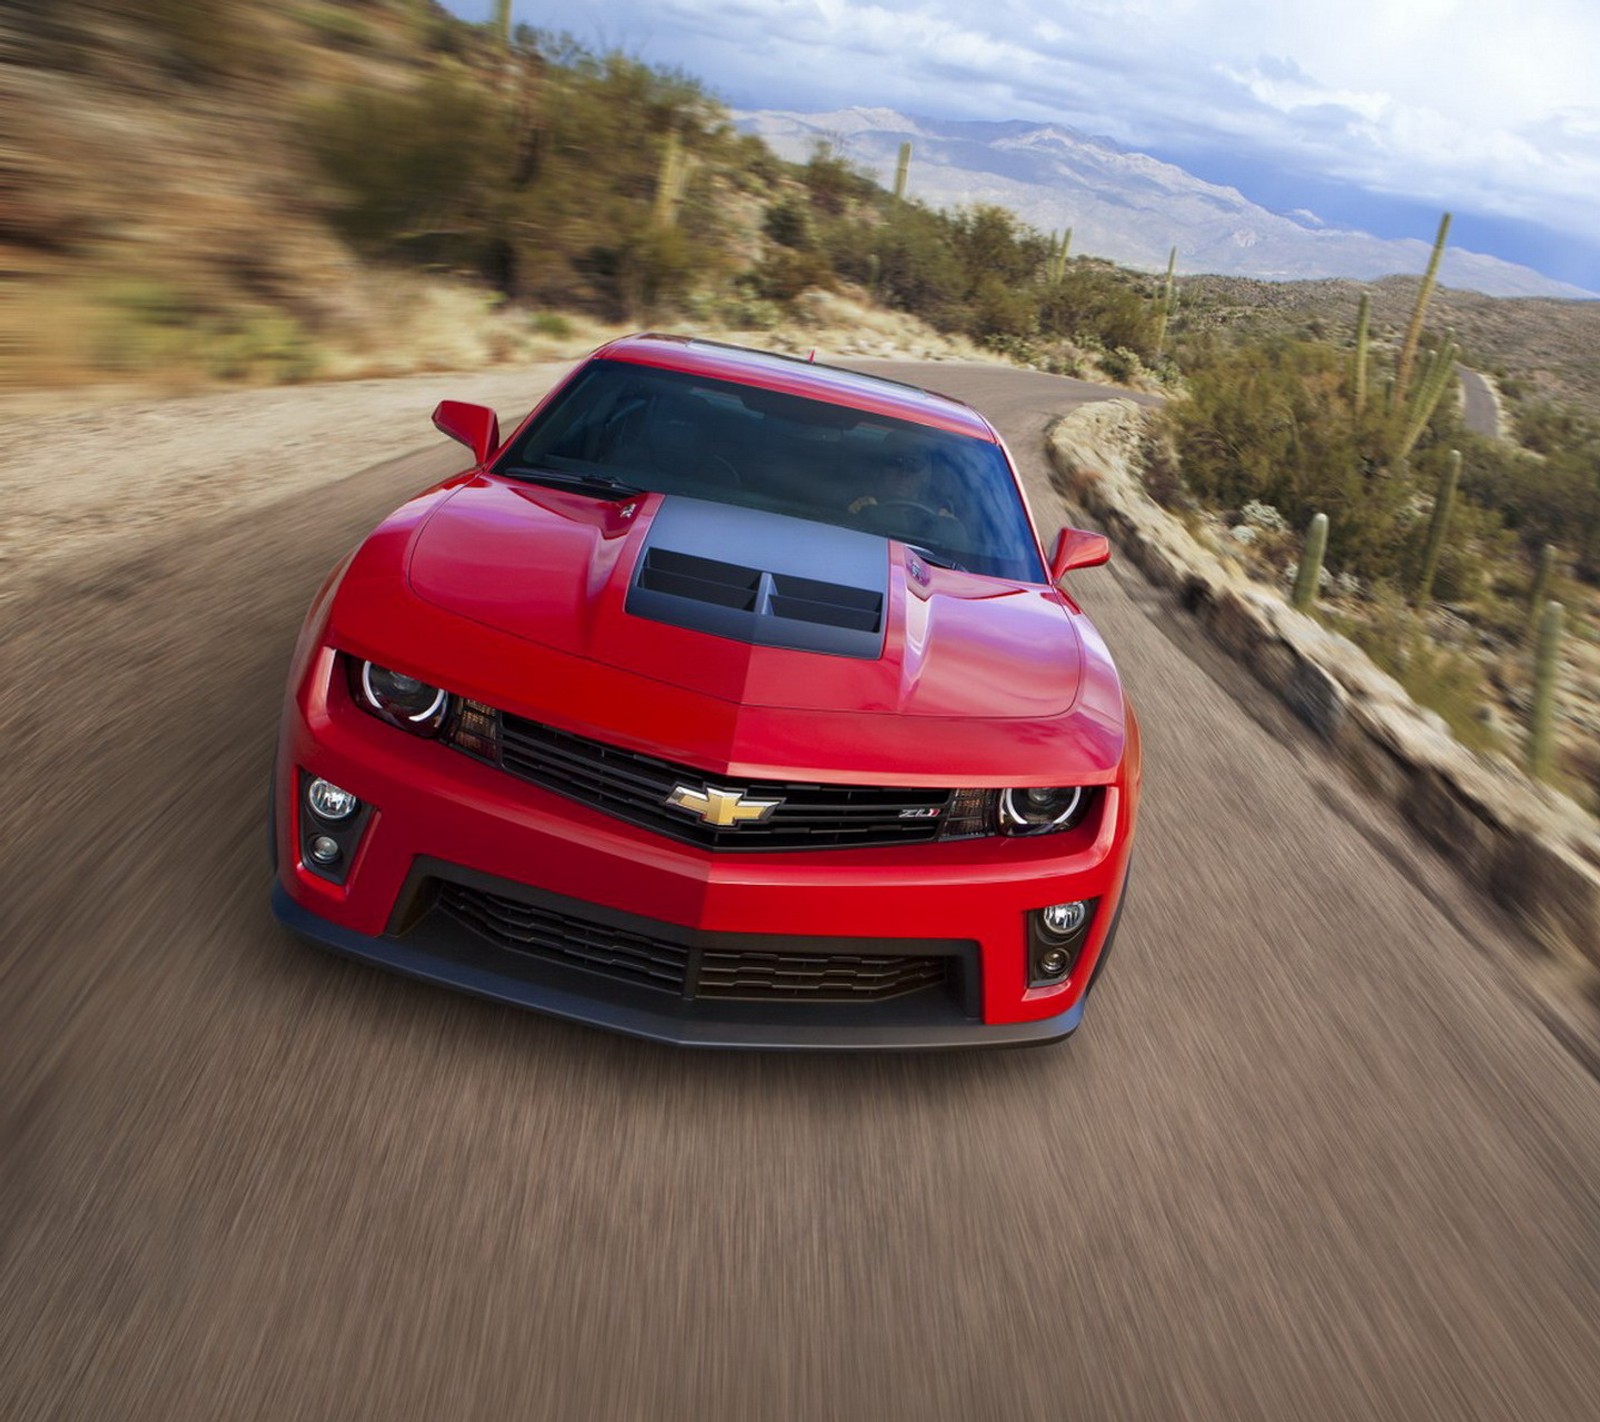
[496,0,1600,249]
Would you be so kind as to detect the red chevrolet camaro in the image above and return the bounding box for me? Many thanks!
[271,335,1140,1048]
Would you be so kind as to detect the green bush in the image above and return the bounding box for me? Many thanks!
[301,75,510,268]
[1037,263,1159,359]
[1458,428,1600,580]
[763,197,813,250]
[530,312,573,338]
[1166,337,1410,580]
[753,247,834,303]
[802,145,877,215]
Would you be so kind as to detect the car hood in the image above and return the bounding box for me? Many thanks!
[404,480,1083,720]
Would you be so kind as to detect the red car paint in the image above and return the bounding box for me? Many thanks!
[273,335,1140,1046]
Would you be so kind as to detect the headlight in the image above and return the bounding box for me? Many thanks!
[998,786,1089,836]
[350,659,451,736]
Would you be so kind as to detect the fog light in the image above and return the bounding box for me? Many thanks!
[1036,946,1071,978]
[307,835,341,866]
[1040,900,1088,938]
[307,777,358,821]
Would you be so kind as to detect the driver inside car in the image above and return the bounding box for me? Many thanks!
[847,435,953,519]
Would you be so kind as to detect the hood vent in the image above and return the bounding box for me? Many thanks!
[637,548,761,610]
[626,499,888,658]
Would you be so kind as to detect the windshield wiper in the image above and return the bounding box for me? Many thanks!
[499,465,644,500]
[904,543,966,572]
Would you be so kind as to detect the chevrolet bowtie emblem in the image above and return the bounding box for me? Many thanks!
[664,783,783,828]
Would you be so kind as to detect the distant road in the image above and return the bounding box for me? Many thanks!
[1458,365,1501,438]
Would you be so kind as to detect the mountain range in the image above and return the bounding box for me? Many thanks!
[735,108,1595,301]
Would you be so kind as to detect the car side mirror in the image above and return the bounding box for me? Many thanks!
[432,400,501,465]
[1049,527,1111,582]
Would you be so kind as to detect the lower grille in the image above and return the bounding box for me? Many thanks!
[697,950,947,1001]
[440,883,689,993]
[438,881,954,1005]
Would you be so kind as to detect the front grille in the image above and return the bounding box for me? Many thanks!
[440,883,689,992]
[474,711,955,850]
[438,882,953,1003]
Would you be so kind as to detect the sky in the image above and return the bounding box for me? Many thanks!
[450,0,1600,291]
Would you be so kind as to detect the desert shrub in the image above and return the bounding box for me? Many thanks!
[1166,336,1414,580]
[968,273,1037,340]
[1329,585,1497,751]
[802,145,877,215]
[1458,428,1600,580]
[753,247,834,303]
[530,311,573,338]
[581,223,699,320]
[1037,263,1160,359]
[301,42,737,316]
[1098,346,1145,384]
[763,197,813,250]
[301,75,510,268]
[1396,477,1516,607]
[821,202,966,327]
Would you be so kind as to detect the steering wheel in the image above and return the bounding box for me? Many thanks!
[698,453,741,488]
[870,498,944,522]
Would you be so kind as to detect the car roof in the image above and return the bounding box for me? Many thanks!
[592,333,1000,442]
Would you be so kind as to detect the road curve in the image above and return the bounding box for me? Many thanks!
[5,362,1600,1420]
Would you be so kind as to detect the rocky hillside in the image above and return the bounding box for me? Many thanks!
[0,1,788,391]
[1176,274,1600,419]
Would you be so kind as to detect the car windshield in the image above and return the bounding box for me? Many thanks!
[496,358,1046,582]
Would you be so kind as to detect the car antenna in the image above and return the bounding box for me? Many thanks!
[807,349,816,362]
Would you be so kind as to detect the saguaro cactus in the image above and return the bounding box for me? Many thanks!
[1526,543,1557,640]
[1394,212,1452,405]
[893,141,912,201]
[1046,229,1071,285]
[652,131,690,228]
[1395,333,1460,462]
[1293,512,1329,612]
[493,0,511,48]
[1353,292,1371,417]
[1528,599,1564,781]
[1415,449,1460,606]
[1154,247,1178,359]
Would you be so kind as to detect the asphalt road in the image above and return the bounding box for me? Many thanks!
[6,363,1600,1420]
[1458,366,1501,438]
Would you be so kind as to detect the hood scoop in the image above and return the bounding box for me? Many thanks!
[625,499,887,658]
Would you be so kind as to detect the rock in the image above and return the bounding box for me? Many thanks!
[1491,831,1600,966]
[1405,769,1499,877]
[1286,657,1347,741]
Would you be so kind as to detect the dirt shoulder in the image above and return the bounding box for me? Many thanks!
[0,312,1013,605]
[0,363,579,606]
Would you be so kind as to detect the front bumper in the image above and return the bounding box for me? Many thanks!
[272,875,1109,1049]
[273,650,1134,1049]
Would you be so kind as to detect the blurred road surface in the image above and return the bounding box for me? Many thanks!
[4,363,1599,1420]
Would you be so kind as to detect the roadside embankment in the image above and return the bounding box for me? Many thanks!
[1049,398,1600,977]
